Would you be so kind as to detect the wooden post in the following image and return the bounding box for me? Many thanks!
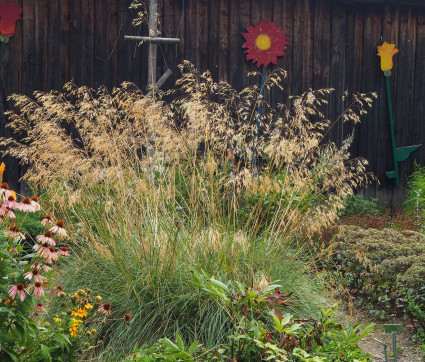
[146,68,173,97]
[124,36,180,44]
[148,0,158,89]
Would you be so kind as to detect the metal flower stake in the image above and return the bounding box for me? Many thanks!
[242,20,288,167]
[0,1,22,66]
[377,41,421,186]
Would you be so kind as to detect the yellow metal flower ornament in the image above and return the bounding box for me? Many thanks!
[377,41,399,72]
[377,41,421,187]
[242,20,289,68]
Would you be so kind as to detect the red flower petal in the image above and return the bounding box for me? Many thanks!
[0,2,22,38]
[242,20,289,68]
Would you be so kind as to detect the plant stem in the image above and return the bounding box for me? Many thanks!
[252,66,267,168]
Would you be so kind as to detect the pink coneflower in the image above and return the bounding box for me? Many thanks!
[17,197,36,212]
[30,196,41,211]
[50,220,67,240]
[34,243,51,259]
[0,182,12,201]
[35,302,45,312]
[7,225,25,240]
[24,268,44,283]
[47,246,58,263]
[9,283,26,301]
[3,195,18,209]
[36,231,56,247]
[35,245,57,263]
[31,262,51,272]
[0,206,15,219]
[32,282,45,297]
[41,214,54,227]
[97,302,112,315]
[55,285,63,296]
[57,246,70,257]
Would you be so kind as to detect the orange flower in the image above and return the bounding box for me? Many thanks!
[0,162,4,182]
[69,318,80,337]
[377,42,399,71]
[242,20,289,68]
[72,308,88,319]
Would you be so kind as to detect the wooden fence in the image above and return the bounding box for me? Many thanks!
[1,0,425,207]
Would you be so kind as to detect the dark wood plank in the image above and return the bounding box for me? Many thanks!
[46,0,61,91]
[360,6,382,200]
[302,0,314,92]
[94,0,107,87]
[281,0,294,98]
[81,0,95,87]
[174,0,186,71]
[313,0,331,139]
[414,14,425,166]
[313,0,330,91]
[59,0,70,84]
[159,0,176,87]
[106,0,119,88]
[185,0,196,69]
[291,0,304,95]
[197,0,208,73]
[228,0,240,87]
[208,0,220,79]
[271,0,284,105]
[218,0,229,81]
[69,0,82,86]
[239,0,252,87]
[328,3,346,146]
[349,7,365,162]
[394,7,417,197]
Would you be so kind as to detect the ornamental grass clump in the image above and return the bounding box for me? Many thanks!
[1,63,375,359]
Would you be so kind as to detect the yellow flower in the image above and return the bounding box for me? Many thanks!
[72,308,88,319]
[84,303,93,310]
[0,162,5,181]
[69,318,80,337]
[70,325,78,337]
[53,317,62,324]
[377,42,399,71]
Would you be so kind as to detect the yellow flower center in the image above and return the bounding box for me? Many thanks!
[255,34,271,50]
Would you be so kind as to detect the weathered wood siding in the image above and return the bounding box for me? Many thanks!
[1,0,425,207]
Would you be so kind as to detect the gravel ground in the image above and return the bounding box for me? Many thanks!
[337,307,424,362]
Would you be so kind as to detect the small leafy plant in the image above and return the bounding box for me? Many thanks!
[126,271,373,361]
[327,225,425,324]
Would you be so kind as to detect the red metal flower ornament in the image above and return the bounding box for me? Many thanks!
[0,1,22,38]
[242,20,289,68]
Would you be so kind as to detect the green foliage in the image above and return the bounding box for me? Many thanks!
[404,162,425,212]
[125,272,373,362]
[14,210,45,242]
[328,225,425,324]
[0,214,73,361]
[339,194,383,218]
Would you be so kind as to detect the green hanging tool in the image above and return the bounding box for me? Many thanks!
[378,42,421,187]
